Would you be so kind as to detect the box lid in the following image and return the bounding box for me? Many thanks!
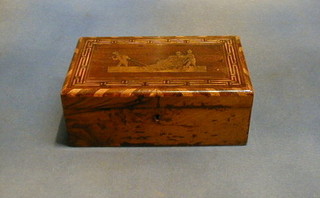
[61,36,253,97]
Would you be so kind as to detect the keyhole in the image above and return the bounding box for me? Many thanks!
[153,114,161,122]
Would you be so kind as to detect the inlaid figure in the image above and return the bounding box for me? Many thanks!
[112,51,130,67]
[184,49,196,67]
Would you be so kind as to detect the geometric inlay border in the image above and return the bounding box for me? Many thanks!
[71,37,242,87]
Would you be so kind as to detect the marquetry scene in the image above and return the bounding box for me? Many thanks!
[109,49,206,72]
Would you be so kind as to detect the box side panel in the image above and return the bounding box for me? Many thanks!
[65,107,251,146]
[62,95,253,146]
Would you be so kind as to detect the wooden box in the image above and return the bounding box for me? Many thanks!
[61,36,254,146]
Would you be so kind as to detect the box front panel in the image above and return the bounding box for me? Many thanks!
[63,96,252,146]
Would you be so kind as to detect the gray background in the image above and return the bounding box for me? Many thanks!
[1,0,319,197]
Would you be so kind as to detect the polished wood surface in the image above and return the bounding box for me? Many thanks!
[61,36,254,146]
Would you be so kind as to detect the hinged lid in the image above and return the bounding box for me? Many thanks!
[61,36,253,97]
